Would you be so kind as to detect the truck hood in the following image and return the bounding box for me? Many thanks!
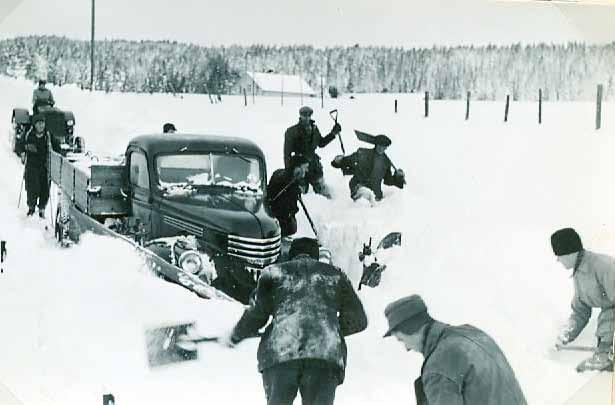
[159,191,279,239]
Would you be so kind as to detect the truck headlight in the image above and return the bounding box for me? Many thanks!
[66,119,74,126]
[178,251,203,274]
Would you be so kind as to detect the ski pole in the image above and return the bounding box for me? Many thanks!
[330,109,345,154]
[271,177,297,202]
[17,154,27,208]
[298,196,318,237]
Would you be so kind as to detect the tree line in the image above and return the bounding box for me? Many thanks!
[0,36,613,101]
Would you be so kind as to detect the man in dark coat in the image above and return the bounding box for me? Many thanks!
[551,227,615,372]
[331,134,405,205]
[266,154,310,237]
[222,237,368,405]
[384,295,527,405]
[162,122,176,133]
[17,114,59,217]
[283,106,341,197]
[32,79,55,114]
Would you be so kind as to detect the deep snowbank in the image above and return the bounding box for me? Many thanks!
[1,76,614,404]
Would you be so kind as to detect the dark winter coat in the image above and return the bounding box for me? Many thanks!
[32,88,55,108]
[567,250,615,344]
[266,168,301,220]
[283,121,336,169]
[333,147,404,200]
[17,128,58,171]
[417,321,527,405]
[231,255,368,382]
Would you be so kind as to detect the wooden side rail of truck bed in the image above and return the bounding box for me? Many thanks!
[49,150,129,217]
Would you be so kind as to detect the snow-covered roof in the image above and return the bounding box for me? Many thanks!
[247,71,316,95]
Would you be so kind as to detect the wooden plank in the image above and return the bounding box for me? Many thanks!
[89,186,124,199]
[50,151,63,183]
[88,198,129,216]
[60,159,75,198]
[90,165,124,187]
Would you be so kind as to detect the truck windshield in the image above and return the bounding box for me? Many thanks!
[156,153,263,194]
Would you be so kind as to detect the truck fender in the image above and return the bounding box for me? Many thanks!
[12,108,30,125]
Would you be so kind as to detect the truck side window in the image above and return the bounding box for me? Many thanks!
[130,151,149,189]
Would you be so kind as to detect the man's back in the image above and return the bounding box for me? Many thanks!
[233,256,367,374]
[423,321,527,405]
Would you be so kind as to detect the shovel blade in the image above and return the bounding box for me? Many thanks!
[145,323,199,368]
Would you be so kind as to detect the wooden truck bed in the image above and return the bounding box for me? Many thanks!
[49,151,129,216]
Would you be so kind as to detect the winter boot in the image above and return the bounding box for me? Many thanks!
[38,209,45,219]
[576,351,614,372]
[26,206,35,216]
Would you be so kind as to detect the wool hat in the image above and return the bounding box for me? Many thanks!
[383,294,430,337]
[374,134,392,147]
[32,114,45,123]
[163,123,176,133]
[289,237,320,260]
[38,79,46,85]
[288,153,309,170]
[299,106,313,116]
[551,228,583,256]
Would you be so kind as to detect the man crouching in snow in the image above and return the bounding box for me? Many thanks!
[331,134,405,206]
[220,237,368,405]
[551,227,615,372]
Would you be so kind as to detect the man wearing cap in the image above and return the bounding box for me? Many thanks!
[283,106,341,197]
[551,227,615,372]
[331,134,405,205]
[266,153,310,237]
[384,294,526,405]
[16,115,59,217]
[32,79,55,114]
[162,123,176,134]
[221,237,367,405]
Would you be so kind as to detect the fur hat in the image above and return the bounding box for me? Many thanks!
[551,228,583,256]
[384,294,432,337]
[289,237,320,260]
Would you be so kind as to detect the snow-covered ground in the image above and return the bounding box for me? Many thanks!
[0,76,614,404]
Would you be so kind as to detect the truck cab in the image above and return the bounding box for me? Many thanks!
[122,134,281,302]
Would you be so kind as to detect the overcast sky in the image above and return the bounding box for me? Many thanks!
[0,0,614,48]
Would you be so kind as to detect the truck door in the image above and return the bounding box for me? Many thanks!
[128,150,155,240]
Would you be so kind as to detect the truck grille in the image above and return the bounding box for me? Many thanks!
[227,234,281,268]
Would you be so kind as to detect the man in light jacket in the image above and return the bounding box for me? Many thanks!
[552,227,615,372]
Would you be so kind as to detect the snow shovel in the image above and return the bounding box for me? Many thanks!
[354,130,398,171]
[555,344,595,352]
[145,322,261,368]
[330,109,345,154]
[358,232,402,290]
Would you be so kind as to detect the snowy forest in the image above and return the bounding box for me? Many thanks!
[1,35,613,101]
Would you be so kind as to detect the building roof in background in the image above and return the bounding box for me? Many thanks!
[247,72,316,95]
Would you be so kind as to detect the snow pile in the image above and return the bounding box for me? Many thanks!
[0,75,614,404]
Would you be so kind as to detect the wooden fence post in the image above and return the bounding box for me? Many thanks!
[465,91,471,120]
[395,99,398,114]
[504,95,510,122]
[596,84,603,130]
[538,89,542,124]
[424,91,429,117]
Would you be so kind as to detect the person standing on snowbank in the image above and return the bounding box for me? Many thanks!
[383,294,526,405]
[221,237,368,405]
[283,106,341,197]
[551,227,615,372]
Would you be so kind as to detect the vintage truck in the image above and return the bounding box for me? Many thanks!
[11,106,83,159]
[50,133,282,303]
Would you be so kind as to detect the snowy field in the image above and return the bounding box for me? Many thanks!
[0,76,614,404]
